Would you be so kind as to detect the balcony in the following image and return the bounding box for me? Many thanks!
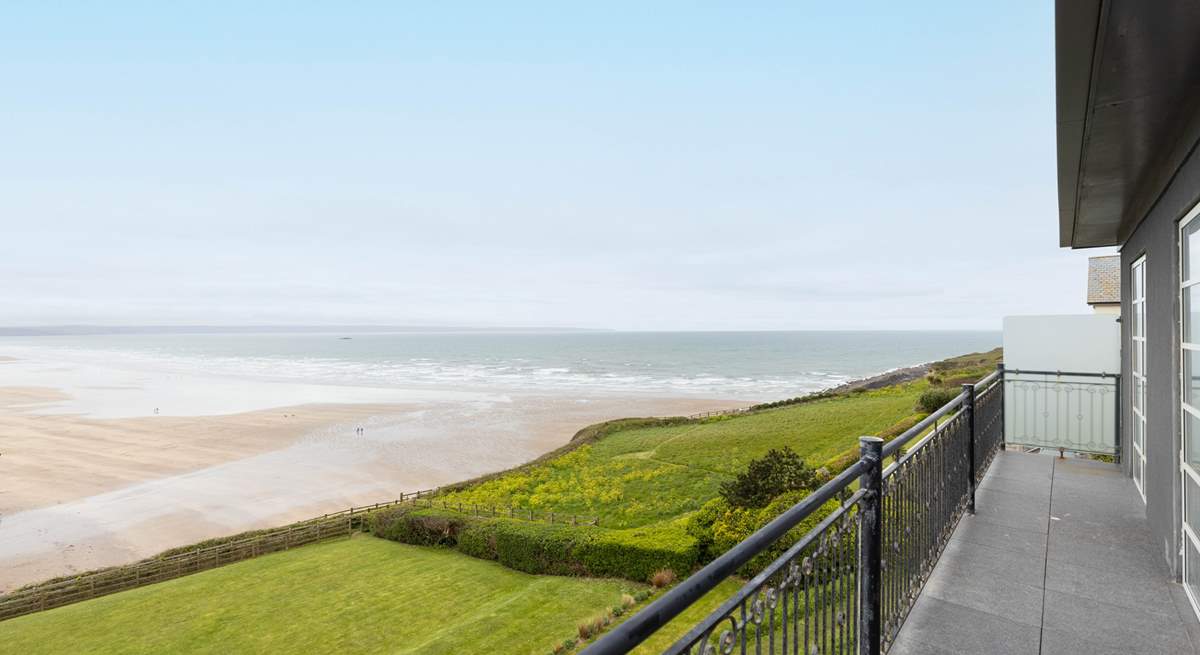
[583,367,1200,654]
[889,452,1198,654]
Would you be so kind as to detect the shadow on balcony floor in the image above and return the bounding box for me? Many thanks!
[889,452,1200,654]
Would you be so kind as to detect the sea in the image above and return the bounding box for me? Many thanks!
[0,330,1000,414]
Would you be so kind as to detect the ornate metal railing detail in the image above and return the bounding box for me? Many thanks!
[584,365,1010,655]
[876,370,1008,649]
[664,490,865,654]
[1003,369,1119,456]
[973,374,1005,482]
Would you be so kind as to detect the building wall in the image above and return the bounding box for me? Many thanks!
[1119,147,1200,577]
[1091,303,1120,316]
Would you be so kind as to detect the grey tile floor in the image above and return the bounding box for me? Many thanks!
[888,452,1200,655]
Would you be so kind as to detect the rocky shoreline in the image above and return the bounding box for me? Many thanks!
[826,363,931,394]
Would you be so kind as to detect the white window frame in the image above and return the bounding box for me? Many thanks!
[1132,255,1148,502]
[1178,201,1200,622]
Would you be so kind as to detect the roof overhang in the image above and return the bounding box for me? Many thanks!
[1056,0,1200,248]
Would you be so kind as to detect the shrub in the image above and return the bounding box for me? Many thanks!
[880,414,923,439]
[621,593,635,608]
[916,387,961,414]
[719,447,817,509]
[821,448,860,478]
[368,507,698,583]
[687,491,840,574]
[649,568,676,588]
[580,520,699,581]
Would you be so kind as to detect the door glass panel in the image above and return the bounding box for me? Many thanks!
[1186,221,1200,284]
[1188,476,1200,541]
[1188,410,1200,470]
[1135,413,1145,449]
[1187,534,1200,601]
[1134,378,1144,413]
[1188,287,1200,344]
[1188,350,1200,406]
[1134,341,1142,377]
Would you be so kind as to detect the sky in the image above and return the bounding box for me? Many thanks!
[0,2,1112,331]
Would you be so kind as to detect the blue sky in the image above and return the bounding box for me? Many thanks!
[0,2,1108,330]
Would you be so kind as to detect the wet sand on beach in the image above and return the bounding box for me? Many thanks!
[0,385,742,591]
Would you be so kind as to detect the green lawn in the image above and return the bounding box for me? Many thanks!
[0,536,644,655]
[628,579,745,654]
[437,383,927,529]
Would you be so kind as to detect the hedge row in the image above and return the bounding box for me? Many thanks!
[367,507,698,583]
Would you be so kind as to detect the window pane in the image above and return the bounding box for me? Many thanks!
[1188,410,1200,470]
[1134,262,1144,300]
[1188,536,1200,602]
[1188,475,1200,539]
[1134,378,1144,413]
[1134,340,1142,376]
[1188,351,1200,406]
[1186,220,1200,283]
[1135,414,1145,449]
[1188,286,1200,344]
[1134,303,1144,338]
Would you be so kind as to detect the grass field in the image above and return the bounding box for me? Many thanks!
[0,536,645,655]
[436,382,928,529]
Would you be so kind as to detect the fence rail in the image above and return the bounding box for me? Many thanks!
[0,489,428,622]
[0,488,598,622]
[1003,368,1119,456]
[688,406,755,420]
[583,366,1008,655]
[416,498,600,526]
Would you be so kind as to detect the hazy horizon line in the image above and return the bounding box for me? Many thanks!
[0,324,1003,337]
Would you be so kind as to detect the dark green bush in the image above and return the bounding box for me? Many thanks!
[719,447,817,509]
[581,522,698,582]
[686,491,840,574]
[880,414,923,439]
[916,387,961,414]
[367,507,698,583]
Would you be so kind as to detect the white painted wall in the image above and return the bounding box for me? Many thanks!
[1002,314,1120,374]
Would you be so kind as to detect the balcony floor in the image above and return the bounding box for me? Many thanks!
[889,451,1200,655]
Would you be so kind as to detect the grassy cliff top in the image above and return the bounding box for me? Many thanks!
[436,348,1001,529]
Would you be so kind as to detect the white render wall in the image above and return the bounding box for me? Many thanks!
[1002,314,1120,374]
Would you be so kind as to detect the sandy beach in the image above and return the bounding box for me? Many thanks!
[0,360,743,591]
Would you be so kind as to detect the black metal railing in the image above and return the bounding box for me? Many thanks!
[877,369,1003,649]
[583,366,1005,655]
